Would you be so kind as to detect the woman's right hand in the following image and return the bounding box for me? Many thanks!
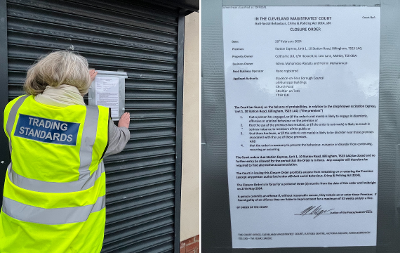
[118,112,130,129]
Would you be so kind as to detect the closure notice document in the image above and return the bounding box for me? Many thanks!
[223,6,380,248]
[94,76,120,119]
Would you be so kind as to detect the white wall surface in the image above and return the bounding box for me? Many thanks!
[180,11,200,241]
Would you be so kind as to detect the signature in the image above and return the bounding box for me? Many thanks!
[295,205,334,218]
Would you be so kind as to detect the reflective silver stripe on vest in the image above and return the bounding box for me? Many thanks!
[6,95,28,153]
[2,195,105,225]
[8,162,105,193]
[78,106,99,179]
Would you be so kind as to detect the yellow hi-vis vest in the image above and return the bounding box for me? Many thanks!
[0,95,109,253]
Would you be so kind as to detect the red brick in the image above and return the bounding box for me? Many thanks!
[195,235,199,241]
[180,242,185,253]
[185,242,199,252]
[187,250,195,253]
[184,237,195,244]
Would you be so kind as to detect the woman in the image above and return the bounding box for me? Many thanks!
[0,51,130,252]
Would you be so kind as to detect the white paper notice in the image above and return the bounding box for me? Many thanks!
[95,76,119,118]
[223,6,380,248]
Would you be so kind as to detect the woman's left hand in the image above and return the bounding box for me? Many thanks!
[89,69,97,82]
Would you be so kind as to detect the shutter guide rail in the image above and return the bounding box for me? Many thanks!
[173,13,185,253]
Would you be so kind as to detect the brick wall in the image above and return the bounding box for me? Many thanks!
[180,235,199,253]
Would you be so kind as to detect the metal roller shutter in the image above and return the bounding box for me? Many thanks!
[2,0,184,252]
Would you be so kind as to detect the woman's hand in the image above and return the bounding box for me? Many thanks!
[89,69,97,82]
[118,112,130,129]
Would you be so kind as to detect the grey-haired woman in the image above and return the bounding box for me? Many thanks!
[0,50,129,253]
